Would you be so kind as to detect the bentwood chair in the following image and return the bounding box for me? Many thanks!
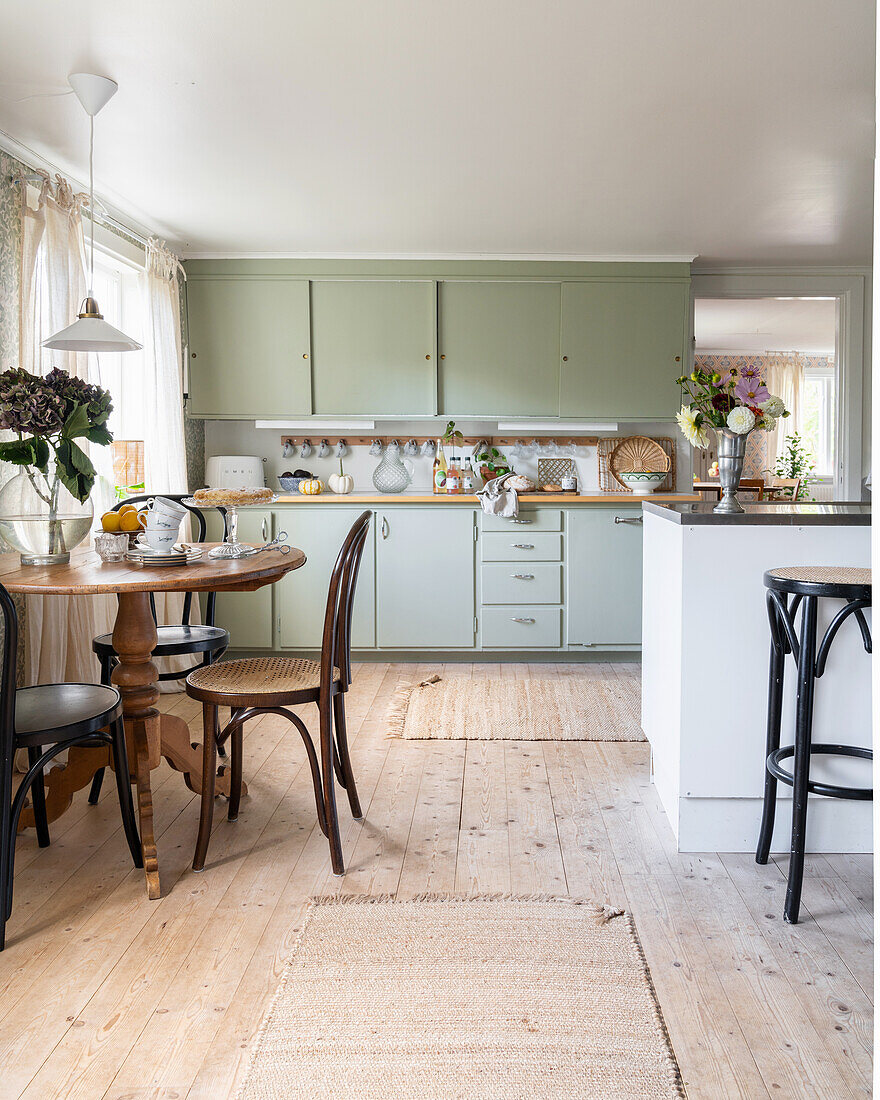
[765,478,802,502]
[88,493,229,803]
[185,511,371,876]
[0,582,142,949]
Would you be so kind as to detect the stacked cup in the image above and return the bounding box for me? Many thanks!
[136,497,188,552]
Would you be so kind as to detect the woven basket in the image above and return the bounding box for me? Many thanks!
[598,436,676,493]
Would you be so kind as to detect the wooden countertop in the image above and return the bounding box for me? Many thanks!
[273,492,700,504]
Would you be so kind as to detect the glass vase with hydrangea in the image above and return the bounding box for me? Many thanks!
[675,364,789,514]
[0,367,114,563]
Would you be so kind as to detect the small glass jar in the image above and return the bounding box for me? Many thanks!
[94,532,129,562]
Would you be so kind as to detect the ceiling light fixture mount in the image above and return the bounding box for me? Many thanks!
[43,73,142,354]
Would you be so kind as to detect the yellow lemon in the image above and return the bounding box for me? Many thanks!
[101,511,121,532]
[118,503,138,515]
[119,510,143,532]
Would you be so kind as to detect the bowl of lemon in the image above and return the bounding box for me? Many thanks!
[96,503,146,559]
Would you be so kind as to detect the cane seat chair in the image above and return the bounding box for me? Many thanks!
[185,511,372,876]
[0,583,142,949]
[89,493,229,804]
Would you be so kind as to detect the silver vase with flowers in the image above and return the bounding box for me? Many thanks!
[675,364,789,515]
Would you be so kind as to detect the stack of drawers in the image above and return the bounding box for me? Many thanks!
[479,508,563,648]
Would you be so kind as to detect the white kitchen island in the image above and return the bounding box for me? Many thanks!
[641,501,872,853]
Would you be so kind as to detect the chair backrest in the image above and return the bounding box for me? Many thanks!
[114,493,213,626]
[319,511,372,696]
[0,583,18,764]
[766,477,801,501]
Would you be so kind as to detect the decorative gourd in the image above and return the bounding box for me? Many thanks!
[299,478,323,495]
[329,460,354,495]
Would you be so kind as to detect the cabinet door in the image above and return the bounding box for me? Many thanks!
[275,508,375,649]
[187,278,311,417]
[208,510,275,649]
[376,509,475,648]
[566,509,643,645]
[310,280,435,415]
[438,281,561,415]
[560,281,688,418]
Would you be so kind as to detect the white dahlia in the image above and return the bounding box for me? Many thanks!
[759,395,786,418]
[727,406,756,434]
[760,414,778,433]
[676,406,709,449]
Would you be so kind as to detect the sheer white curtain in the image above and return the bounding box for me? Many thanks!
[764,352,804,470]
[19,176,116,684]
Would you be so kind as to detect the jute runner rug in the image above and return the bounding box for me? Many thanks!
[237,895,683,1100]
[386,676,644,740]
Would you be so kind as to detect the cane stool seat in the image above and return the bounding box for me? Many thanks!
[186,655,342,707]
[765,566,871,599]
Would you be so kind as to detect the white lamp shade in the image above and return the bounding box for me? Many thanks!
[42,316,142,353]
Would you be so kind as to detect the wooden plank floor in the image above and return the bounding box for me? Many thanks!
[0,662,871,1098]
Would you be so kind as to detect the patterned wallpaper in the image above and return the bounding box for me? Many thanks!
[0,150,24,373]
[694,353,831,480]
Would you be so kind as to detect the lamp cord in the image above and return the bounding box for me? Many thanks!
[88,113,94,297]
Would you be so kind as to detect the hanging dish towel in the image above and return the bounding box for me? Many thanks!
[476,473,520,517]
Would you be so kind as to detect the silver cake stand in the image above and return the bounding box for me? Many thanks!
[182,495,281,559]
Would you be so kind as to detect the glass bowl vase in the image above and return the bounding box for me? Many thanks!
[0,470,93,565]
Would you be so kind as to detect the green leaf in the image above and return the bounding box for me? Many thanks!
[32,437,50,474]
[61,402,90,440]
[85,424,113,447]
[55,439,95,502]
[0,437,37,466]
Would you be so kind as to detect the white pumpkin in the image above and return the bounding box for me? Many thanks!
[329,460,354,495]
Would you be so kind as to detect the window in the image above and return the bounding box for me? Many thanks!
[801,365,835,478]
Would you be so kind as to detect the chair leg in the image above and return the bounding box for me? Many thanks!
[785,596,818,925]
[757,596,786,864]
[228,720,243,821]
[333,695,362,819]
[0,742,14,950]
[26,746,50,849]
[109,719,143,868]
[319,699,345,876]
[192,704,218,872]
[89,655,114,804]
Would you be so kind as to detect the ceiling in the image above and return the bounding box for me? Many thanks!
[0,1,874,262]
[694,297,838,354]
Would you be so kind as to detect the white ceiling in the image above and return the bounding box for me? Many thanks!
[0,1,874,262]
[694,297,838,354]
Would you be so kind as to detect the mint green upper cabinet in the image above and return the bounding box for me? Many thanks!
[376,509,475,648]
[438,281,561,416]
[566,508,643,646]
[560,280,688,418]
[187,278,311,417]
[310,280,435,415]
[276,507,375,650]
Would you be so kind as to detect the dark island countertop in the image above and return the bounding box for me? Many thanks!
[643,501,871,526]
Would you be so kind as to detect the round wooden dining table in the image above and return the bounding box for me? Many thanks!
[0,542,305,899]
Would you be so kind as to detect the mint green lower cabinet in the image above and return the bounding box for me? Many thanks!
[275,508,375,649]
[566,509,643,646]
[376,509,475,648]
[482,607,562,649]
[481,563,562,605]
[208,510,274,649]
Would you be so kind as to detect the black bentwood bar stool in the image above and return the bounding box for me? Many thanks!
[0,583,142,949]
[757,566,872,924]
[88,494,230,804]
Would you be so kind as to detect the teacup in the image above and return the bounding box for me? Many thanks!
[137,527,178,552]
[142,496,187,524]
[138,509,181,532]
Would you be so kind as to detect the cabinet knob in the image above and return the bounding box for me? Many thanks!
[381,517,389,539]
[614,515,643,525]
[674,356,681,362]
[425,354,431,360]
[440,354,446,360]
[303,353,309,359]
[562,355,568,362]
[191,352,197,359]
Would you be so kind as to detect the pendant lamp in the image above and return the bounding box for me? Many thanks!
[43,73,142,353]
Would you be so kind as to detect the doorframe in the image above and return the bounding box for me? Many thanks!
[690,270,870,500]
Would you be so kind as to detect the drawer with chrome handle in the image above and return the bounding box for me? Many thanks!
[481,606,562,649]
[480,508,562,532]
[481,532,562,562]
[481,562,562,605]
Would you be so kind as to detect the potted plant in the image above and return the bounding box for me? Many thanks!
[0,367,114,563]
[676,364,789,514]
[771,432,816,501]
[475,445,511,483]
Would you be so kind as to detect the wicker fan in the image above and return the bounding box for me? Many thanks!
[609,436,669,488]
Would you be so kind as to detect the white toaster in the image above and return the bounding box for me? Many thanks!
[204,455,265,489]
